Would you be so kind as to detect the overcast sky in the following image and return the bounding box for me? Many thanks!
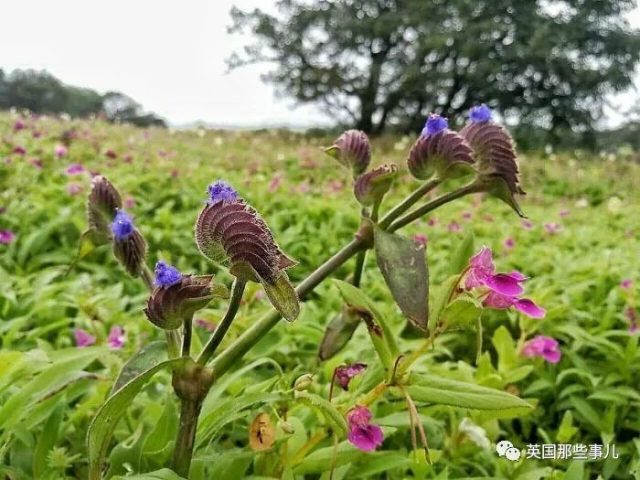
[1,0,638,127]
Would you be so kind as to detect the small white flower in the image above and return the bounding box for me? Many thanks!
[460,418,490,450]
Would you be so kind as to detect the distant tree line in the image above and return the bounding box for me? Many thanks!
[0,68,166,127]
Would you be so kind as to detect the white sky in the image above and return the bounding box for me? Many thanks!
[0,0,638,127]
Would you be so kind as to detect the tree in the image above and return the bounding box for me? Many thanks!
[229,0,640,139]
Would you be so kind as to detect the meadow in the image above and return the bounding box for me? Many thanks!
[0,111,639,479]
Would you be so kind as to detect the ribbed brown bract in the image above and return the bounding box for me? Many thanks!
[87,175,122,241]
[113,230,147,277]
[144,275,214,330]
[353,164,398,206]
[407,130,474,180]
[459,122,524,196]
[326,130,371,175]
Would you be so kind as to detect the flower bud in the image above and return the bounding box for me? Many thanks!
[111,210,147,277]
[325,130,371,176]
[293,373,314,391]
[460,106,525,216]
[144,266,216,330]
[87,175,122,242]
[195,181,300,321]
[408,114,474,180]
[353,164,397,206]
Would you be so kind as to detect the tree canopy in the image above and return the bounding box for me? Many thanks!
[229,0,640,140]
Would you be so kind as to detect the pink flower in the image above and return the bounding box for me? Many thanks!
[347,406,384,452]
[334,363,367,390]
[521,220,534,230]
[13,120,26,131]
[412,233,428,247]
[427,218,437,227]
[67,183,82,195]
[328,180,344,193]
[123,154,133,163]
[559,209,570,218]
[54,144,68,158]
[544,223,561,235]
[521,335,561,363]
[296,181,311,194]
[124,197,136,209]
[464,247,526,296]
[107,326,126,349]
[30,158,43,169]
[74,329,96,348]
[195,318,216,332]
[12,146,26,155]
[503,237,515,250]
[269,173,283,192]
[65,163,85,175]
[0,230,16,244]
[620,279,633,289]
[448,221,462,232]
[484,291,546,318]
[461,211,473,220]
[32,130,42,138]
[105,149,117,159]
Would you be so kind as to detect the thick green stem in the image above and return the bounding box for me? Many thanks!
[171,397,203,477]
[210,237,366,377]
[352,250,367,287]
[182,317,193,357]
[197,279,247,365]
[378,178,441,230]
[388,182,480,232]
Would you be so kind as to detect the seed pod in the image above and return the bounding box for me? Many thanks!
[87,175,122,242]
[111,210,147,277]
[407,130,474,180]
[144,274,215,329]
[195,181,299,321]
[460,115,525,216]
[325,130,371,176]
[353,164,397,207]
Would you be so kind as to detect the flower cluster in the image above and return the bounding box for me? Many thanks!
[464,247,545,318]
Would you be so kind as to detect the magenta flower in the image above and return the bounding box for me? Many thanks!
[334,363,367,390]
[107,326,126,349]
[412,233,428,247]
[347,406,384,452]
[13,120,26,131]
[30,158,43,169]
[67,183,82,195]
[464,247,525,296]
[0,230,16,244]
[484,291,546,318]
[503,237,515,250]
[124,197,136,209]
[559,209,570,218]
[620,279,632,289]
[521,219,534,230]
[544,223,561,234]
[12,146,26,155]
[427,217,437,227]
[461,211,473,220]
[74,328,96,348]
[269,173,283,192]
[521,335,561,364]
[105,149,117,159]
[66,163,85,175]
[195,318,216,332]
[54,144,68,158]
[448,221,462,232]
[625,306,638,334]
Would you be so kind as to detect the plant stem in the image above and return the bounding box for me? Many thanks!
[352,250,367,287]
[378,178,440,230]
[197,279,247,365]
[182,317,193,357]
[388,182,480,232]
[210,237,366,377]
[171,397,203,477]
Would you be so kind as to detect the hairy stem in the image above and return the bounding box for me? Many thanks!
[388,182,480,232]
[171,397,203,477]
[182,317,193,357]
[197,279,247,365]
[378,178,441,230]
[210,237,366,377]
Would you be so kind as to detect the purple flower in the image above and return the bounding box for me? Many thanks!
[110,210,134,241]
[544,223,561,235]
[107,326,126,349]
[421,114,448,136]
[74,328,96,348]
[13,120,26,131]
[67,183,82,195]
[620,279,632,289]
[521,335,561,363]
[65,163,85,175]
[334,363,367,390]
[559,209,570,218]
[521,219,534,230]
[347,406,384,452]
[469,104,493,123]
[124,197,136,209]
[412,233,428,247]
[464,247,526,296]
[625,306,638,334]
[0,230,15,244]
[484,291,546,318]
[54,144,68,158]
[13,146,26,155]
[503,237,515,250]
[30,158,43,169]
[105,149,117,159]
[207,180,238,204]
[154,261,182,288]
[448,221,462,233]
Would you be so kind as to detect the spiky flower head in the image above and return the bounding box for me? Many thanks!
[87,175,122,242]
[208,180,239,203]
[325,130,371,176]
[195,182,299,321]
[154,261,182,288]
[469,104,492,123]
[111,209,147,277]
[145,273,216,329]
[353,164,398,206]
[460,106,525,217]
[408,114,474,180]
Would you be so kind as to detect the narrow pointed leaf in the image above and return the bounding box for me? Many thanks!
[261,273,300,322]
[374,228,429,331]
[111,341,168,394]
[449,231,475,275]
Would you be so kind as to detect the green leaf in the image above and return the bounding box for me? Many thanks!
[261,273,300,322]
[33,398,65,478]
[439,296,482,329]
[87,356,185,480]
[449,231,475,275]
[408,374,533,411]
[428,275,461,334]
[294,391,348,434]
[318,305,362,361]
[111,469,186,480]
[556,410,579,443]
[293,441,363,474]
[374,228,429,331]
[112,341,168,394]
[492,326,518,373]
[563,461,585,480]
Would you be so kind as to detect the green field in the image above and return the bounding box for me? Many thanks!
[1,112,639,479]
